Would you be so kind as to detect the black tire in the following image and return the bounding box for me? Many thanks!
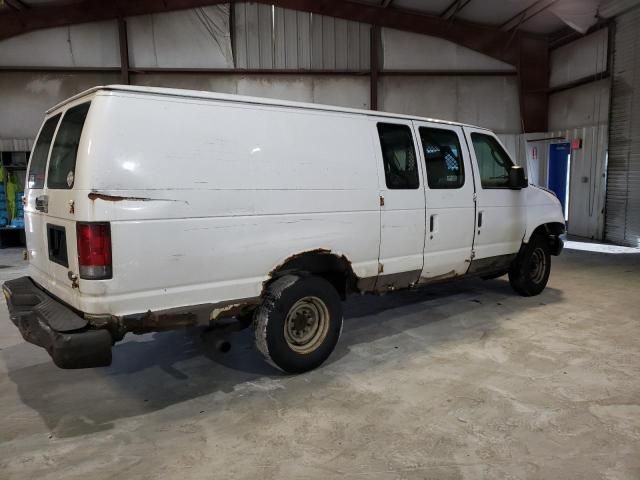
[253,274,343,374]
[508,234,551,296]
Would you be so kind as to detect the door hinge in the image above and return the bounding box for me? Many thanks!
[470,249,476,260]
[473,193,477,202]
[378,263,384,274]
[379,195,385,207]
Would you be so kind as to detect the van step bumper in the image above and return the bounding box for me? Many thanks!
[2,277,112,369]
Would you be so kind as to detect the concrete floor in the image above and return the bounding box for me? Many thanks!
[0,241,639,479]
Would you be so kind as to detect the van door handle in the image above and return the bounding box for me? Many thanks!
[35,195,48,213]
[478,211,483,228]
[430,215,435,232]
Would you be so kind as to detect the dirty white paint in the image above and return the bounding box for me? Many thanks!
[24,85,563,318]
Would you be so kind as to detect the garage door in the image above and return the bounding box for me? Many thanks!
[606,7,640,247]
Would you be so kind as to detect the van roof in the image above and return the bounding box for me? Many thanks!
[47,84,491,131]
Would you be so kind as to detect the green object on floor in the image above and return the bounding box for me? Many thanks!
[6,172,22,220]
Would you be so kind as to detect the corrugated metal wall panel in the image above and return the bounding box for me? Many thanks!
[606,7,640,246]
[0,20,120,68]
[234,3,370,70]
[127,7,233,68]
[549,28,608,88]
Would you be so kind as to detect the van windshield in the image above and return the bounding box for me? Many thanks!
[27,114,61,189]
[47,102,91,189]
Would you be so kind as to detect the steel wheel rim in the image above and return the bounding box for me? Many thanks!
[284,296,330,354]
[529,247,546,284]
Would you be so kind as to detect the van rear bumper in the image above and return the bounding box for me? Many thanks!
[2,277,113,369]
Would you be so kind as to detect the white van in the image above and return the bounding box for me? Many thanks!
[3,85,565,372]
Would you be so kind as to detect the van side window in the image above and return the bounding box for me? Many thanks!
[419,127,465,189]
[471,133,514,189]
[27,114,61,189]
[377,123,419,189]
[47,102,91,190]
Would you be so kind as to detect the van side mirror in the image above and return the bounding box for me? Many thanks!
[509,166,528,190]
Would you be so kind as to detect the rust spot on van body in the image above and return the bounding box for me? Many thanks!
[263,248,357,298]
[88,191,188,204]
[88,192,152,202]
[418,270,459,285]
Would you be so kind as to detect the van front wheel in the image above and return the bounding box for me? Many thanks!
[253,274,343,373]
[508,234,551,296]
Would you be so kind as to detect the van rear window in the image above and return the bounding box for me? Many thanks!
[27,114,61,189]
[47,102,91,189]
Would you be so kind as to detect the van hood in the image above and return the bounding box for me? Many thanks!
[529,184,561,203]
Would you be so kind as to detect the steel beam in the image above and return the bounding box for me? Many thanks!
[370,26,380,110]
[117,17,130,85]
[441,0,473,20]
[0,66,517,76]
[517,35,549,132]
[4,0,28,11]
[500,0,558,31]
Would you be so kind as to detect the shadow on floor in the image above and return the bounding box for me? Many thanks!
[3,277,563,439]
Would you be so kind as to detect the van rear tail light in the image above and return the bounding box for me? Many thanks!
[76,222,112,280]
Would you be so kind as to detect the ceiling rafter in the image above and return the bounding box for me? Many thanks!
[499,0,559,31]
[4,0,29,11]
[440,0,474,20]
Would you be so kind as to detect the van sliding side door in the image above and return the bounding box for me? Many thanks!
[373,119,426,291]
[413,121,476,280]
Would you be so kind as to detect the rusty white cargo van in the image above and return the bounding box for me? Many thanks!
[3,85,565,373]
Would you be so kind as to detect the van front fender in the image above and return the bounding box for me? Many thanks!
[523,186,566,244]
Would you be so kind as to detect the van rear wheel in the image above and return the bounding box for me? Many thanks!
[253,274,343,373]
[508,234,551,296]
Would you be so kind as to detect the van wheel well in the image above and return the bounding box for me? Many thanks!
[530,222,565,239]
[528,222,565,256]
[266,250,357,300]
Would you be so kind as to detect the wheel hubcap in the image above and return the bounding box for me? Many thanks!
[284,296,330,354]
[528,247,547,284]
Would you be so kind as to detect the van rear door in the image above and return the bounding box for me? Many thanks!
[26,102,91,298]
[25,114,61,279]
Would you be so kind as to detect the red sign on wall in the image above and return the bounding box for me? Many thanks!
[571,138,582,150]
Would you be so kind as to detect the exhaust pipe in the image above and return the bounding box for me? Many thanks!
[215,339,231,353]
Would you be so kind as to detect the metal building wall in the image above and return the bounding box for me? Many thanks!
[127,6,233,68]
[549,28,608,88]
[0,2,524,148]
[0,72,120,152]
[606,7,640,247]
[233,4,370,70]
[541,80,610,240]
